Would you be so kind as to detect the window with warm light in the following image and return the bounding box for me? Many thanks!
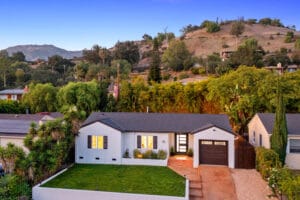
[88,135,107,149]
[137,135,157,149]
[141,136,153,149]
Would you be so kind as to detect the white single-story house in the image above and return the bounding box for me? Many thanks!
[0,112,63,151]
[0,88,27,101]
[76,112,236,168]
[248,113,300,169]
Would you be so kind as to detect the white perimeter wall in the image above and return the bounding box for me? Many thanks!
[32,168,189,200]
[193,127,235,168]
[76,122,122,164]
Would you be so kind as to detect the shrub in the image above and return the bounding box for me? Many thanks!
[162,73,171,81]
[268,167,292,194]
[222,44,229,48]
[157,150,167,160]
[123,149,130,158]
[280,176,300,200]
[150,151,158,159]
[255,147,281,179]
[133,149,142,158]
[0,175,31,200]
[206,22,220,33]
[187,148,193,157]
[198,67,206,75]
[170,146,175,156]
[142,150,153,159]
[191,67,200,75]
[178,73,189,80]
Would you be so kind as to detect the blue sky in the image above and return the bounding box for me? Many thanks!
[1,0,299,50]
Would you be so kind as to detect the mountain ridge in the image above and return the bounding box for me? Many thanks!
[4,44,82,61]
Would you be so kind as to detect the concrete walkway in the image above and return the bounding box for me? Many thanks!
[168,156,203,200]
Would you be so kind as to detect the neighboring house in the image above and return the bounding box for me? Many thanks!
[0,87,28,101]
[0,112,63,151]
[248,113,300,169]
[76,112,236,168]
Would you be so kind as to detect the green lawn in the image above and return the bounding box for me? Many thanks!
[42,164,185,197]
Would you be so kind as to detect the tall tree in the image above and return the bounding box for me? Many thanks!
[162,40,193,71]
[11,51,26,62]
[0,51,11,88]
[230,20,245,49]
[113,41,140,64]
[148,38,162,83]
[271,76,288,164]
[229,38,264,68]
[22,83,58,113]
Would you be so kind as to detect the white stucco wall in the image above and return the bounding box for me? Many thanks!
[76,122,122,164]
[122,132,170,158]
[248,114,271,148]
[193,127,235,168]
[0,136,28,152]
[285,136,300,170]
[188,134,193,151]
[0,94,7,100]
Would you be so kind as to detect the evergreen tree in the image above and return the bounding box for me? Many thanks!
[271,76,288,164]
[148,39,162,83]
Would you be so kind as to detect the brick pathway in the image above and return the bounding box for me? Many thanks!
[168,156,203,200]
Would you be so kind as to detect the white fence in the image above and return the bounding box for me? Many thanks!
[121,158,168,166]
[32,167,189,200]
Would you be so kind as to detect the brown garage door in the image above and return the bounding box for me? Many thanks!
[199,140,228,165]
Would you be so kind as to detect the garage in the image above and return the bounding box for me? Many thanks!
[199,140,228,165]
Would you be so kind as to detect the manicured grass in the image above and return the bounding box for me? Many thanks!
[42,164,185,196]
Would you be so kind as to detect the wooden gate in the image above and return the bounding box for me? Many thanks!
[235,136,256,169]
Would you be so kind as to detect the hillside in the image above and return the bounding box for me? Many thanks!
[183,23,300,57]
[5,44,82,61]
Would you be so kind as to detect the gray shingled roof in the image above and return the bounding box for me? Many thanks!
[0,89,24,95]
[257,113,300,135]
[0,113,63,136]
[81,112,233,133]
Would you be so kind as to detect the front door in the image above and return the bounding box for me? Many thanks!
[175,133,188,153]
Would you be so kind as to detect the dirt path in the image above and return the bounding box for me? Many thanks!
[231,169,278,200]
[200,165,237,200]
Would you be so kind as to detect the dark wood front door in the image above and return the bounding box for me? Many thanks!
[199,140,228,165]
[175,133,188,153]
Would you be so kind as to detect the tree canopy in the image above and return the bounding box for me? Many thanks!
[162,40,193,71]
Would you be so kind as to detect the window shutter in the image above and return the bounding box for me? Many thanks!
[87,135,91,149]
[137,135,141,148]
[104,136,108,149]
[153,136,158,149]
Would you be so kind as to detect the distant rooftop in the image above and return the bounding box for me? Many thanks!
[256,113,300,135]
[0,89,24,95]
[0,112,63,136]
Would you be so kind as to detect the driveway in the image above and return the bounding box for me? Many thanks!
[231,169,278,200]
[200,165,237,200]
